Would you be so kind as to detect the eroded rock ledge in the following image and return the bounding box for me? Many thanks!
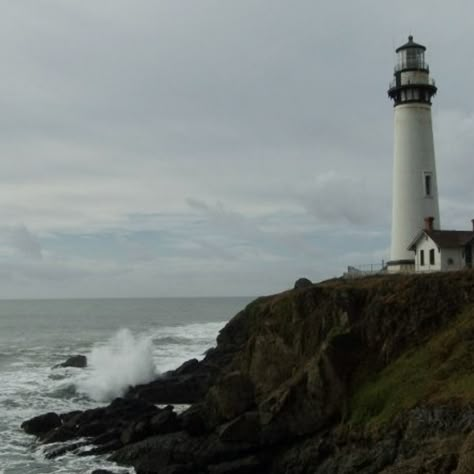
[23,271,474,473]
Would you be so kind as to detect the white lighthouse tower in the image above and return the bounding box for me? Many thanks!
[387,36,440,272]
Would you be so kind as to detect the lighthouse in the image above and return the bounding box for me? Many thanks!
[387,36,440,272]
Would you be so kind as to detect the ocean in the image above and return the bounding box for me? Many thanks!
[0,297,252,474]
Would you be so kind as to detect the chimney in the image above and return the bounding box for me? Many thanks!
[471,219,474,231]
[424,216,435,231]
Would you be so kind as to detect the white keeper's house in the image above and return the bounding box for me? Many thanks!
[408,217,474,272]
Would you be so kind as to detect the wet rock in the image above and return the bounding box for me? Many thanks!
[41,425,76,444]
[44,440,88,460]
[21,412,61,436]
[78,439,123,456]
[54,354,87,369]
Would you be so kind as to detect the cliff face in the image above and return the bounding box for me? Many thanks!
[186,271,474,473]
[23,271,474,473]
[115,271,474,473]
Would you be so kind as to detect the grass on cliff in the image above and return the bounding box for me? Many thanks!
[349,305,474,429]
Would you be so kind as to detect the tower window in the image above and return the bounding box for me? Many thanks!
[424,173,432,196]
[429,249,435,265]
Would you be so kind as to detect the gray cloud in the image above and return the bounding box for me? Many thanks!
[0,1,471,296]
[8,225,43,260]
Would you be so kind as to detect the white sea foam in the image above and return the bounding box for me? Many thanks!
[77,328,156,402]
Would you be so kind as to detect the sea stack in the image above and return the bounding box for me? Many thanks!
[387,36,440,272]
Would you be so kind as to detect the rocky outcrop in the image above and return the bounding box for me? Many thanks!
[53,354,87,369]
[22,271,474,473]
[21,412,62,436]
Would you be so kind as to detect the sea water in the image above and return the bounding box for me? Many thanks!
[0,297,251,474]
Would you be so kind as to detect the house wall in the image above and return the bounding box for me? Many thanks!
[414,236,471,272]
[414,234,441,272]
[439,247,464,272]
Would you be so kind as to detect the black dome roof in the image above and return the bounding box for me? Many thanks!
[395,35,426,53]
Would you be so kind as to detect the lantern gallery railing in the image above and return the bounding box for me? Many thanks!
[389,77,436,90]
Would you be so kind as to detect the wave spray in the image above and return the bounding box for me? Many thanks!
[78,329,156,402]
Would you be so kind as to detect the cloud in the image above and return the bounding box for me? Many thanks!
[8,225,43,260]
[0,1,471,296]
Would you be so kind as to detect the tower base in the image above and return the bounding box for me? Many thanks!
[386,259,415,273]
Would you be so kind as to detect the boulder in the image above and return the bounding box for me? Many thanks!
[294,277,313,289]
[54,354,87,369]
[21,412,62,436]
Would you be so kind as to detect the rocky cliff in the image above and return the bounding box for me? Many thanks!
[23,271,474,473]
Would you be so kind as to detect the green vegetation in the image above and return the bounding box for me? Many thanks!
[349,305,474,429]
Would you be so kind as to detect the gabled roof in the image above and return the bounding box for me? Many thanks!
[408,230,474,250]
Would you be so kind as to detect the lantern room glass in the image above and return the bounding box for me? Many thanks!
[397,48,426,70]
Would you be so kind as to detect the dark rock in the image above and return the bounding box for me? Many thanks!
[206,371,255,423]
[294,277,313,289]
[21,412,62,436]
[208,455,264,474]
[180,405,209,436]
[44,440,88,460]
[54,354,87,369]
[150,409,180,435]
[218,412,261,444]
[78,439,123,456]
[93,430,120,446]
[22,273,474,474]
[41,425,76,444]
[77,422,109,437]
[126,372,211,405]
[120,407,180,446]
[154,464,202,474]
[120,419,151,445]
[456,431,474,473]
[175,358,200,375]
[60,410,82,426]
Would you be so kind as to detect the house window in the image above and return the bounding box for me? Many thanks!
[420,250,425,266]
[424,173,432,197]
[447,258,454,265]
[429,249,435,265]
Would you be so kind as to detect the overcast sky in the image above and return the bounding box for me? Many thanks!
[0,1,473,298]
